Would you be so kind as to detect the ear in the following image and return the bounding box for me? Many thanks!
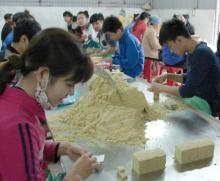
[20,34,28,43]
[116,29,123,38]
[175,36,184,44]
[34,67,50,87]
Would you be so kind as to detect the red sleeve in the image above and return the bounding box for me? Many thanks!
[43,140,60,162]
[0,121,46,180]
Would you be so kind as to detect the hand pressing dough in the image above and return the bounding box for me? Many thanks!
[133,148,166,175]
[175,138,214,165]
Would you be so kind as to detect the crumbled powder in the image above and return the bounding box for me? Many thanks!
[48,74,175,145]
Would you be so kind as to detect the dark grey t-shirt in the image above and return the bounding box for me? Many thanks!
[97,31,116,49]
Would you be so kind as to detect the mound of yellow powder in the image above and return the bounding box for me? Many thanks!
[48,74,167,145]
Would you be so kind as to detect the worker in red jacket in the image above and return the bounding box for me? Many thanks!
[0,28,98,181]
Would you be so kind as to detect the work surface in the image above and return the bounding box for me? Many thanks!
[48,78,220,181]
[60,110,220,181]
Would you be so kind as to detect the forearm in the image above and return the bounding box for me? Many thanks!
[167,73,183,83]
[100,47,116,56]
[57,142,70,156]
[63,173,82,181]
[154,82,180,96]
[44,141,60,162]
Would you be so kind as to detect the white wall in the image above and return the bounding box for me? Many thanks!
[0,6,216,46]
[0,6,140,30]
[0,6,140,45]
[150,9,216,45]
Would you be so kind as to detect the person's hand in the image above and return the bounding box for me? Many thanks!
[66,143,87,161]
[58,142,87,161]
[103,57,112,64]
[65,153,98,181]
[153,74,168,84]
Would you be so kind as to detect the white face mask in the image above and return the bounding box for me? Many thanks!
[35,74,53,110]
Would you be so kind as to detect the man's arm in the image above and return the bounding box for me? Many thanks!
[99,47,117,57]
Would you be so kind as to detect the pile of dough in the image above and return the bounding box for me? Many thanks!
[48,74,166,145]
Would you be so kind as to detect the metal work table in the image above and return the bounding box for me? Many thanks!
[49,77,220,181]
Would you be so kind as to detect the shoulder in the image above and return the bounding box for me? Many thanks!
[0,100,40,128]
[195,42,212,51]
[193,43,215,58]
[190,43,217,65]
[125,29,139,42]
[144,26,155,36]
[4,32,13,43]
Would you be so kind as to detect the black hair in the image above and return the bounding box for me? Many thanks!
[159,19,191,46]
[0,54,24,93]
[77,11,89,19]
[24,10,35,20]
[173,14,178,19]
[13,19,41,43]
[102,16,123,33]
[183,14,189,21]
[133,12,150,32]
[89,13,104,24]
[72,16,77,22]
[4,13,12,20]
[216,33,220,57]
[12,12,34,25]
[70,26,83,39]
[139,12,150,21]
[0,28,93,94]
[133,13,139,21]
[63,11,73,18]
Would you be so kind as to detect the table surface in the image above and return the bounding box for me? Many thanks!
[48,77,220,181]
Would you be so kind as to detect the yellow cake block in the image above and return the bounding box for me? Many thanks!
[132,148,166,175]
[175,138,214,165]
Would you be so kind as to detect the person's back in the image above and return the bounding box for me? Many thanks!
[132,20,147,43]
[132,12,150,43]
[142,25,160,60]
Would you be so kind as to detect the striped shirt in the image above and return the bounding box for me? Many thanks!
[0,86,59,180]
